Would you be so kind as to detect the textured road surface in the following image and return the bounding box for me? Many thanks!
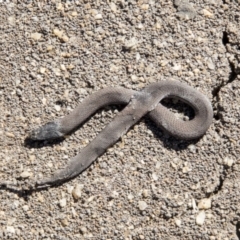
[0,1,239,239]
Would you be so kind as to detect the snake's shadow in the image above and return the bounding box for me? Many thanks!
[24,136,65,149]
[0,185,49,200]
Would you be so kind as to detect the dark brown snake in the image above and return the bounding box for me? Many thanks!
[2,80,213,189]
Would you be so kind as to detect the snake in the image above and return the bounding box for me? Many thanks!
[28,80,213,188]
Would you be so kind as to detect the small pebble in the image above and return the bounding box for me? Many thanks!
[138,201,148,210]
[6,226,15,234]
[61,35,69,42]
[53,68,61,76]
[8,16,15,25]
[42,98,47,105]
[37,193,44,203]
[155,162,161,169]
[53,28,63,38]
[72,184,82,200]
[109,2,117,13]
[60,218,69,227]
[128,194,134,200]
[22,205,29,211]
[175,219,182,227]
[87,196,95,202]
[71,11,78,16]
[39,67,46,74]
[31,32,42,40]
[56,3,64,11]
[152,172,158,181]
[80,226,88,234]
[55,105,61,112]
[223,157,234,167]
[59,198,67,208]
[188,144,196,153]
[6,132,15,138]
[196,211,206,225]
[140,4,149,10]
[47,45,53,51]
[202,9,213,18]
[53,29,69,42]
[172,64,182,71]
[142,189,149,198]
[20,171,33,179]
[110,191,119,198]
[198,198,211,210]
[207,58,215,70]
[95,14,102,20]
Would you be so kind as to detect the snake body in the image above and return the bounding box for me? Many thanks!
[28,81,213,188]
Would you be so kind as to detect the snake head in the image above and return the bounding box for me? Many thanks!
[28,121,63,141]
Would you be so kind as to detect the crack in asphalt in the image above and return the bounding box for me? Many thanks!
[212,30,239,122]
[209,29,240,239]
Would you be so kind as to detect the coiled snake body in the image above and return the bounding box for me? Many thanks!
[28,80,213,188]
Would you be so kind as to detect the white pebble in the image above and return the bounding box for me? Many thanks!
[223,157,234,167]
[56,3,64,11]
[142,189,149,198]
[55,105,61,112]
[155,162,161,169]
[140,4,149,10]
[53,68,61,76]
[6,226,15,234]
[188,144,196,153]
[202,9,213,18]
[80,226,88,234]
[136,23,144,29]
[172,63,182,71]
[8,16,15,25]
[128,194,134,200]
[59,198,67,208]
[71,11,78,17]
[198,198,211,210]
[160,60,169,66]
[109,2,117,12]
[131,75,138,83]
[175,219,182,227]
[111,191,119,198]
[60,64,66,71]
[6,132,15,138]
[61,35,69,42]
[95,14,102,20]
[22,205,29,211]
[152,172,158,181]
[87,196,95,202]
[138,201,148,210]
[72,184,82,200]
[20,171,33,179]
[42,98,47,105]
[39,67,46,74]
[53,28,63,38]
[196,211,206,225]
[31,32,42,40]
[136,52,141,62]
